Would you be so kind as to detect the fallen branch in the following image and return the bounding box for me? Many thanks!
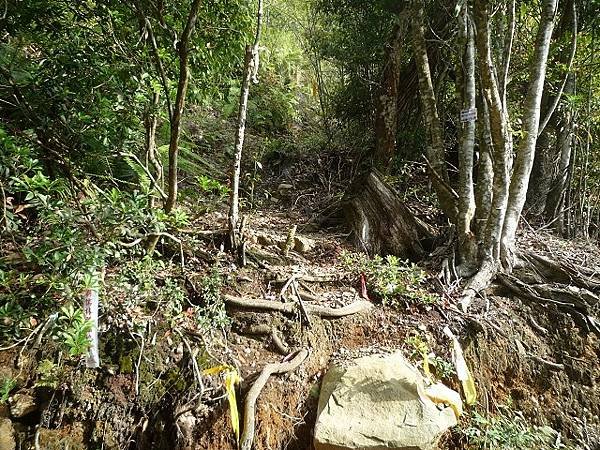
[240,348,309,450]
[223,294,373,318]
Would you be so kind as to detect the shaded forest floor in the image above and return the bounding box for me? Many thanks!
[2,136,599,450]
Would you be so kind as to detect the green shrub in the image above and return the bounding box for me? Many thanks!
[341,251,438,305]
[463,407,571,449]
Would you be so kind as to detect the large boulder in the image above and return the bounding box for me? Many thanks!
[314,352,457,450]
[0,418,16,450]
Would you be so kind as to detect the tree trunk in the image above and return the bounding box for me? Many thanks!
[374,24,403,172]
[344,171,431,261]
[526,116,555,216]
[501,0,558,263]
[474,0,511,263]
[526,0,577,216]
[411,0,458,222]
[228,0,263,250]
[545,75,575,228]
[145,91,162,208]
[164,0,202,213]
[456,3,477,270]
[475,93,493,237]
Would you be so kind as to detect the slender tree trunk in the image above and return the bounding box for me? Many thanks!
[526,110,555,215]
[527,0,577,215]
[545,74,575,228]
[229,0,263,250]
[164,0,202,214]
[145,91,162,208]
[411,0,458,222]
[475,91,493,237]
[499,0,516,109]
[456,3,477,270]
[501,0,558,264]
[474,0,511,263]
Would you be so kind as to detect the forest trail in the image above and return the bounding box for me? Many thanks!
[182,178,600,449]
[2,163,599,449]
[2,0,600,448]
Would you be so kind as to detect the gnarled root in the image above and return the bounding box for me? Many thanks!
[497,272,600,333]
[223,294,373,318]
[240,348,309,450]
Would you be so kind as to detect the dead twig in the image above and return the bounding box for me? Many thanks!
[175,329,204,393]
[291,280,312,327]
[240,348,309,450]
[279,274,297,300]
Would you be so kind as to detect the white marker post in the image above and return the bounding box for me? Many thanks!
[83,271,101,368]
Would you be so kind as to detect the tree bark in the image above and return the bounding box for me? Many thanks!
[501,0,558,263]
[374,24,404,172]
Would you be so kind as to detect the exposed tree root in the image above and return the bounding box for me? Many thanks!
[223,294,373,318]
[497,272,599,333]
[520,250,600,289]
[240,348,309,450]
[242,324,290,355]
[459,260,499,311]
[459,250,600,334]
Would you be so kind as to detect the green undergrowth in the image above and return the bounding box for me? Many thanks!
[341,251,439,306]
[462,404,575,450]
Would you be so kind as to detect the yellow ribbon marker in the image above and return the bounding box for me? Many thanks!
[203,365,241,443]
[443,326,477,405]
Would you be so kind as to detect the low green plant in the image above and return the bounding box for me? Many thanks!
[0,377,16,404]
[197,175,230,199]
[196,267,230,330]
[341,252,438,305]
[36,359,62,389]
[0,299,27,340]
[463,407,569,449]
[54,304,93,357]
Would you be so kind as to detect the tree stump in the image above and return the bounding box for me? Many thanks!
[344,171,431,260]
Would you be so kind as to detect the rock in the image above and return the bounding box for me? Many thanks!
[314,352,457,450]
[8,392,36,418]
[293,235,314,253]
[0,418,16,450]
[277,183,293,193]
[257,234,275,246]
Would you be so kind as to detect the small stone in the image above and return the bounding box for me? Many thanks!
[9,392,36,418]
[257,234,275,246]
[277,183,293,192]
[0,418,16,450]
[294,236,314,253]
